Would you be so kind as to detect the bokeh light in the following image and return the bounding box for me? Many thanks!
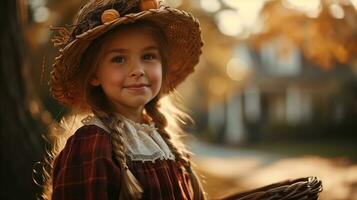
[33,6,50,23]
[329,3,345,19]
[200,0,221,13]
[226,58,251,81]
[283,0,322,18]
[165,0,182,8]
[216,10,242,36]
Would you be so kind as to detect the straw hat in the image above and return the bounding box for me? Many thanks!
[50,0,203,108]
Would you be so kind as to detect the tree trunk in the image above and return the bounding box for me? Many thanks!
[1,0,46,199]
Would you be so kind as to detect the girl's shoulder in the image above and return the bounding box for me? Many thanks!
[60,117,113,160]
[80,115,110,133]
[68,124,109,143]
[66,124,111,149]
[54,124,113,169]
[67,116,110,143]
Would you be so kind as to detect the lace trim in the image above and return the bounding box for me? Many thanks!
[81,115,110,132]
[81,115,175,163]
[115,113,156,130]
[126,151,175,163]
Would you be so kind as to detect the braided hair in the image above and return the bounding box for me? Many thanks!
[145,96,205,200]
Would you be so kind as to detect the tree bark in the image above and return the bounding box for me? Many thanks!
[1,0,46,199]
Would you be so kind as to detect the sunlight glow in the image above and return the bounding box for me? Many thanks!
[216,10,243,36]
[221,0,240,9]
[329,4,345,19]
[201,0,355,36]
[351,0,357,10]
[29,0,50,23]
[226,58,251,81]
[164,0,182,8]
[200,0,221,13]
[283,0,322,18]
[215,0,268,37]
[29,0,46,8]
[34,6,50,23]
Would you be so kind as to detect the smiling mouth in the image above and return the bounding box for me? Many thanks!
[125,85,149,89]
[124,84,150,89]
[126,86,147,90]
[124,84,150,92]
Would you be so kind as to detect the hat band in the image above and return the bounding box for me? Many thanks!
[68,0,160,43]
[69,1,139,42]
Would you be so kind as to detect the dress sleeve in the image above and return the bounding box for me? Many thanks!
[52,125,121,200]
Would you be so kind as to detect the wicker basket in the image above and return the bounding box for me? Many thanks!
[220,176,322,200]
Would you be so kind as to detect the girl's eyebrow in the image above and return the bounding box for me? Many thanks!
[105,48,128,54]
[142,46,159,51]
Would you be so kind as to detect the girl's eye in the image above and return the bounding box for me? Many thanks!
[111,56,125,63]
[143,54,157,61]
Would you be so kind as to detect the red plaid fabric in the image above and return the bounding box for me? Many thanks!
[52,125,194,200]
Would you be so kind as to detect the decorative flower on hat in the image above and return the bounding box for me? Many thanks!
[101,9,120,24]
[140,0,159,10]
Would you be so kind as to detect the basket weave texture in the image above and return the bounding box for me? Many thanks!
[221,177,323,200]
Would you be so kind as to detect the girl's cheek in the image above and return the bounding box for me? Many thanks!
[110,65,127,78]
[150,68,163,84]
[113,73,126,84]
[153,65,163,77]
[101,67,125,85]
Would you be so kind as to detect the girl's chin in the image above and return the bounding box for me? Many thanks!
[115,99,151,109]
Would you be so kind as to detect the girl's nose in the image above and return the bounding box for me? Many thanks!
[130,70,144,77]
[130,64,145,78]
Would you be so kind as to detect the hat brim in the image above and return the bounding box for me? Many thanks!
[51,6,203,108]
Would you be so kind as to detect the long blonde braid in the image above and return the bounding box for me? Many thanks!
[92,107,143,200]
[145,97,206,200]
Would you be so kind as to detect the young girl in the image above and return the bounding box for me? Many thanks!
[46,0,204,199]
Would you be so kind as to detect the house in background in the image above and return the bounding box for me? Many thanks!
[205,36,357,144]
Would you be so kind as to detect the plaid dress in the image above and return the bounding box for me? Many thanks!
[52,125,194,200]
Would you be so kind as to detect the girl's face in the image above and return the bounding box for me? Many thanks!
[91,27,162,114]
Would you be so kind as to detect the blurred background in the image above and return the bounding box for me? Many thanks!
[1,0,356,199]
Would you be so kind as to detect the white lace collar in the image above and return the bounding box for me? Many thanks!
[81,115,175,163]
